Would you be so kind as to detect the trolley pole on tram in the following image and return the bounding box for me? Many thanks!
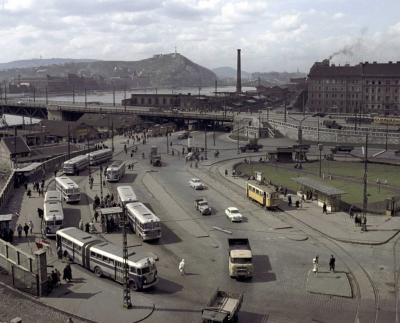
[122,206,132,308]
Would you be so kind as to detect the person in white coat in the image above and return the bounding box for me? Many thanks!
[179,259,185,275]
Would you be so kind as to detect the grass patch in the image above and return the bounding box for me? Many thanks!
[235,161,398,205]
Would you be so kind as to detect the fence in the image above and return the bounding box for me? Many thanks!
[0,238,47,296]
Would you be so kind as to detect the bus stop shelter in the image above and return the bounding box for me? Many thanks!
[292,177,345,212]
[98,207,123,233]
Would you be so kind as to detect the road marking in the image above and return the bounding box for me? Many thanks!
[212,226,232,234]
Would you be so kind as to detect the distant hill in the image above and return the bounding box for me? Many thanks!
[213,66,251,79]
[0,58,97,71]
[0,53,216,88]
[252,71,306,85]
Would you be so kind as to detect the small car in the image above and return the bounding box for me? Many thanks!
[189,178,205,190]
[225,207,243,222]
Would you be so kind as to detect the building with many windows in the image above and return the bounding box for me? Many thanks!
[307,59,400,114]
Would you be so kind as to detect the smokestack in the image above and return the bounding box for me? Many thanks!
[236,49,242,93]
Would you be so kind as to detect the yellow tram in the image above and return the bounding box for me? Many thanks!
[246,181,280,210]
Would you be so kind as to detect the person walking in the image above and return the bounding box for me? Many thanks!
[288,195,292,207]
[178,259,185,275]
[329,255,336,272]
[85,222,90,233]
[322,202,327,214]
[312,256,319,275]
[63,264,72,282]
[23,223,29,238]
[17,224,23,239]
[55,268,61,286]
[29,220,34,234]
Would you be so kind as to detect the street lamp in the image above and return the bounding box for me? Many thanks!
[318,144,323,177]
[288,114,312,169]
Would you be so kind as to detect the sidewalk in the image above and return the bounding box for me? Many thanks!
[216,158,400,245]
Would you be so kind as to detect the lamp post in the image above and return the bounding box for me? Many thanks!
[100,165,103,202]
[204,124,208,160]
[318,144,323,177]
[288,114,312,169]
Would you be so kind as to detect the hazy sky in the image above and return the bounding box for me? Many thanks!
[1,0,400,72]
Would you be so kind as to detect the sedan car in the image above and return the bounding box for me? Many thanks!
[225,207,243,222]
[189,178,205,190]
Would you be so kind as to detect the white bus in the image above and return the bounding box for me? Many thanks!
[44,190,62,204]
[55,176,81,203]
[63,155,89,175]
[126,202,161,241]
[88,149,113,166]
[106,160,126,182]
[43,199,64,237]
[56,227,158,291]
[117,186,137,206]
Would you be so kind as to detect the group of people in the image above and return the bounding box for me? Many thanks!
[312,255,336,274]
[49,264,72,289]
[16,222,33,239]
[25,179,45,198]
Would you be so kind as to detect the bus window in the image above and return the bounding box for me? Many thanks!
[91,252,97,257]
[130,267,137,274]
[102,255,109,262]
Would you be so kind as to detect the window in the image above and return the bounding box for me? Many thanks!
[102,255,109,262]
[91,252,97,257]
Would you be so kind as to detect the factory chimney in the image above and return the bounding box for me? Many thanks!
[236,49,242,93]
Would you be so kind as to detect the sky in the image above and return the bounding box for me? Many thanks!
[1,0,400,73]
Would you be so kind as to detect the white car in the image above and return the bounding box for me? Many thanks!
[225,207,243,222]
[189,178,204,190]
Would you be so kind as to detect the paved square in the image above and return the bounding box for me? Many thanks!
[307,271,352,298]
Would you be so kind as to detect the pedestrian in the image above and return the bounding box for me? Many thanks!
[57,245,63,260]
[94,211,99,223]
[51,270,58,287]
[23,223,29,237]
[63,264,72,282]
[78,219,84,231]
[178,259,185,275]
[85,222,90,233]
[288,195,292,207]
[17,224,23,238]
[322,202,327,214]
[284,188,287,197]
[312,256,319,275]
[329,255,336,272]
[55,268,61,286]
[27,189,32,198]
[29,220,34,234]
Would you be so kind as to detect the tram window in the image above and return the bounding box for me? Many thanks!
[91,252,97,257]
[116,262,122,268]
[109,259,114,266]
[102,255,109,262]
[62,238,72,246]
[130,267,137,274]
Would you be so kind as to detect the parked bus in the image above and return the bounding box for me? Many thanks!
[63,155,89,175]
[55,176,81,203]
[56,227,158,290]
[117,186,137,206]
[44,190,62,204]
[126,202,161,241]
[246,181,280,210]
[43,197,64,237]
[88,149,113,166]
[106,160,126,182]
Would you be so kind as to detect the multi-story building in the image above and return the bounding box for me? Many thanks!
[307,59,400,114]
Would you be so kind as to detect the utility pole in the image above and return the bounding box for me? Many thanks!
[204,124,208,160]
[3,81,7,104]
[87,136,91,178]
[362,134,368,226]
[166,132,169,154]
[72,87,75,104]
[213,121,216,146]
[318,144,323,177]
[84,88,87,107]
[100,165,103,201]
[45,87,48,105]
[33,87,36,103]
[317,117,320,145]
[13,127,17,169]
[385,119,389,151]
[284,92,287,123]
[215,79,217,97]
[113,87,115,107]
[122,205,132,309]
[67,124,71,160]
[111,120,114,152]
[124,86,127,112]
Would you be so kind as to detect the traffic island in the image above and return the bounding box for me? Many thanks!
[306,271,352,298]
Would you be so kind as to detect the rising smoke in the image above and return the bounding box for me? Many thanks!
[328,27,368,61]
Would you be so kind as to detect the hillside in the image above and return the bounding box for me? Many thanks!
[0,58,97,71]
[0,53,216,88]
[213,66,251,79]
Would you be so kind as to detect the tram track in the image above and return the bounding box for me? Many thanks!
[202,159,381,323]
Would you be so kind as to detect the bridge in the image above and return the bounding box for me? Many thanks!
[0,99,234,123]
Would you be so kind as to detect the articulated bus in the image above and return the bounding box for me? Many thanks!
[63,155,89,175]
[106,160,126,182]
[43,191,64,237]
[44,190,62,204]
[55,176,81,203]
[126,202,161,241]
[88,149,113,166]
[117,186,138,206]
[246,181,280,210]
[56,227,158,291]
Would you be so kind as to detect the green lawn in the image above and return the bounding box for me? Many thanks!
[235,161,397,204]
